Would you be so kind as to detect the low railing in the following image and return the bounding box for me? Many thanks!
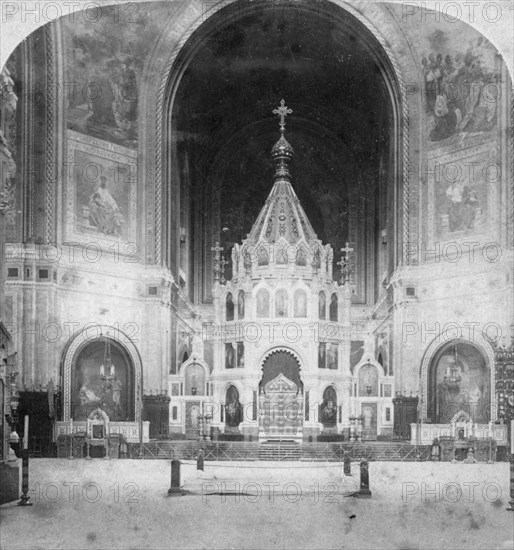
[127,441,432,462]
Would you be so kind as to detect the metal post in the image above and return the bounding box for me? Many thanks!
[343,452,351,476]
[18,449,33,506]
[168,459,185,496]
[68,433,74,460]
[507,453,514,511]
[358,460,372,498]
[197,449,204,471]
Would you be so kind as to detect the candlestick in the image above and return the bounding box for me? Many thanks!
[23,415,29,450]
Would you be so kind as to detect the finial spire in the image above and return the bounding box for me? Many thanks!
[273,99,292,134]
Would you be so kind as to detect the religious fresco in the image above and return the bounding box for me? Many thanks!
[184,362,205,395]
[66,131,137,248]
[419,31,499,143]
[320,386,337,427]
[185,402,201,432]
[361,403,377,432]
[358,364,379,397]
[62,3,170,147]
[431,142,493,239]
[71,339,131,421]
[225,385,243,429]
[434,342,490,423]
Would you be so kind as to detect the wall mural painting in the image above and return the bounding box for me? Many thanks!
[434,342,490,423]
[62,4,170,147]
[358,364,379,397]
[361,403,377,432]
[72,339,132,422]
[432,143,493,239]
[186,402,201,432]
[225,385,243,428]
[66,132,137,248]
[422,33,499,143]
[184,362,205,396]
[320,386,337,427]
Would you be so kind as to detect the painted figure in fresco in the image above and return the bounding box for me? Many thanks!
[327,343,338,370]
[362,406,374,429]
[111,378,122,420]
[88,177,124,236]
[189,404,200,428]
[322,399,337,426]
[226,394,243,428]
[424,36,498,142]
[225,344,235,369]
[446,182,479,232]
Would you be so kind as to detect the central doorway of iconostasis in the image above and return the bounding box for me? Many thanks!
[259,350,303,441]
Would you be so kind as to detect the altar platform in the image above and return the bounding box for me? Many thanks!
[54,420,150,444]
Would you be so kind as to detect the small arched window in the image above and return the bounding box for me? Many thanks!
[319,292,326,320]
[275,289,288,317]
[329,293,338,322]
[256,288,270,318]
[296,248,307,266]
[237,290,245,319]
[294,289,307,317]
[226,293,234,321]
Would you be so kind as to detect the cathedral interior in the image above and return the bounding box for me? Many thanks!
[0,0,513,494]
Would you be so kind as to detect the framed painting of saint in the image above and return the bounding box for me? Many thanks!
[65,130,138,250]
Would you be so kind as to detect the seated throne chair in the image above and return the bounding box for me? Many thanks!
[85,407,110,459]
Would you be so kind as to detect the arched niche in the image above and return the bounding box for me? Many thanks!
[427,340,491,423]
[179,355,210,396]
[259,348,303,394]
[420,333,496,422]
[237,290,245,319]
[293,289,307,318]
[319,291,326,320]
[225,385,243,428]
[275,289,289,318]
[320,386,338,427]
[153,0,413,297]
[256,288,270,318]
[72,337,134,422]
[226,292,235,322]
[61,325,142,422]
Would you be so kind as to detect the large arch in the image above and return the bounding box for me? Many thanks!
[60,324,143,421]
[419,332,496,422]
[258,346,304,392]
[139,0,420,269]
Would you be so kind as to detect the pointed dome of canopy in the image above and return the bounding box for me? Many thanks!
[248,100,317,245]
